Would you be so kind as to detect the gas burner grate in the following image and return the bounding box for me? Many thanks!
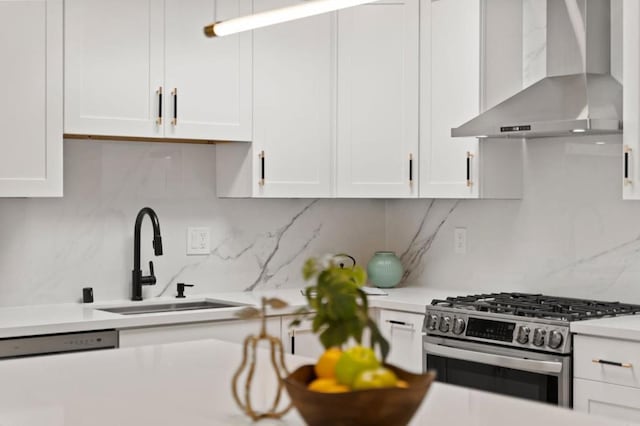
[430,292,640,322]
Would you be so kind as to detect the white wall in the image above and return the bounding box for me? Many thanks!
[0,139,385,306]
[386,134,640,303]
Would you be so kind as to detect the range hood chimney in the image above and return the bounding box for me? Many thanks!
[452,0,622,139]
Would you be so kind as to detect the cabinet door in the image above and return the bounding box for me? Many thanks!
[119,318,281,348]
[336,0,419,198]
[420,0,480,198]
[378,310,424,373]
[0,0,62,197]
[624,0,640,199]
[252,0,334,198]
[574,378,640,423]
[282,318,325,359]
[65,0,164,138]
[164,0,252,141]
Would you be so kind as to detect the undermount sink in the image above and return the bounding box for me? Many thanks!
[98,300,243,315]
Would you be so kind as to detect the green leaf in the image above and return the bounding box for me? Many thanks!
[367,318,390,362]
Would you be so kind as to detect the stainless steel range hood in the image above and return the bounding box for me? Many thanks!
[452,0,622,139]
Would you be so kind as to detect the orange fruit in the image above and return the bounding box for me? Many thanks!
[396,380,409,389]
[307,378,350,393]
[314,347,342,379]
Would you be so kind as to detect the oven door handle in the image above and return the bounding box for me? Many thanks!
[424,342,563,375]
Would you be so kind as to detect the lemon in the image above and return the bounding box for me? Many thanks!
[314,347,342,379]
[307,378,350,393]
[352,367,398,390]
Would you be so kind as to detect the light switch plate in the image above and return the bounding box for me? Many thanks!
[454,228,467,254]
[187,227,211,256]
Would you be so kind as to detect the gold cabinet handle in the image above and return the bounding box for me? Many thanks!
[592,359,633,368]
[156,87,163,125]
[171,88,178,126]
[259,151,265,186]
[409,153,414,184]
[466,151,474,187]
[624,145,632,185]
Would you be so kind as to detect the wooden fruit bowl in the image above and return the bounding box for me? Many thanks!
[283,364,436,426]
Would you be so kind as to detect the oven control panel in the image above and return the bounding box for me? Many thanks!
[425,308,571,354]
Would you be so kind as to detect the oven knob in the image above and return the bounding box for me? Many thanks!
[532,328,547,347]
[516,326,530,344]
[439,316,452,333]
[548,330,564,349]
[453,318,466,335]
[427,314,439,331]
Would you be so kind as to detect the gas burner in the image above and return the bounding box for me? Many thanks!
[430,292,640,322]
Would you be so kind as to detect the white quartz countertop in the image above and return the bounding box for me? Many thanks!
[571,314,640,341]
[0,338,631,426]
[0,287,469,338]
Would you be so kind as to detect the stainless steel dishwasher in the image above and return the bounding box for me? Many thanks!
[0,330,118,359]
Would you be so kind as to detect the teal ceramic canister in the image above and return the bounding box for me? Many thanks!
[366,251,403,288]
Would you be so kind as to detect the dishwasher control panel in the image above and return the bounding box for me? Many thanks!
[0,329,118,359]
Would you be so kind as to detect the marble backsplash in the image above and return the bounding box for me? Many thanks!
[0,135,638,307]
[387,134,640,304]
[0,139,385,306]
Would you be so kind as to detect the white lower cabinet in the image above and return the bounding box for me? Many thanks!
[118,317,281,348]
[0,0,63,197]
[378,309,424,373]
[574,379,640,423]
[281,317,325,359]
[573,334,640,423]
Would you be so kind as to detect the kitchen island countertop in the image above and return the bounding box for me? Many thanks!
[0,338,632,426]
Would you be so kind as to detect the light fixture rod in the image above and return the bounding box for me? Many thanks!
[204,0,378,37]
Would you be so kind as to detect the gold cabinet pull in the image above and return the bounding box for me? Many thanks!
[624,145,632,185]
[259,151,265,186]
[592,359,633,368]
[466,151,474,187]
[409,153,414,184]
[156,87,163,125]
[171,88,178,126]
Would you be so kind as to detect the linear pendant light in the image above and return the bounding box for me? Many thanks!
[204,0,377,37]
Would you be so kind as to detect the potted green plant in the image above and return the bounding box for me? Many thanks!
[292,255,389,359]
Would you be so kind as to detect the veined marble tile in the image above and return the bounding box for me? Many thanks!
[523,0,547,87]
[0,140,385,306]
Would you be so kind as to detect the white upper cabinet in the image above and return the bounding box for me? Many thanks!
[420,0,522,200]
[420,0,480,198]
[65,0,252,142]
[0,0,63,197]
[217,0,334,198]
[65,0,164,138]
[623,0,640,199]
[164,0,252,141]
[336,0,419,198]
[251,0,334,198]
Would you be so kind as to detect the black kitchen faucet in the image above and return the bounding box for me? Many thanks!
[131,207,163,301]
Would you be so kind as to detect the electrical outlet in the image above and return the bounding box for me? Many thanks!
[187,227,211,255]
[454,228,467,254]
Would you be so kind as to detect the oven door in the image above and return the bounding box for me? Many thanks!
[424,336,571,407]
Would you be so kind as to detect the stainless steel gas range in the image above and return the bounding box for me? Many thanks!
[423,293,640,407]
